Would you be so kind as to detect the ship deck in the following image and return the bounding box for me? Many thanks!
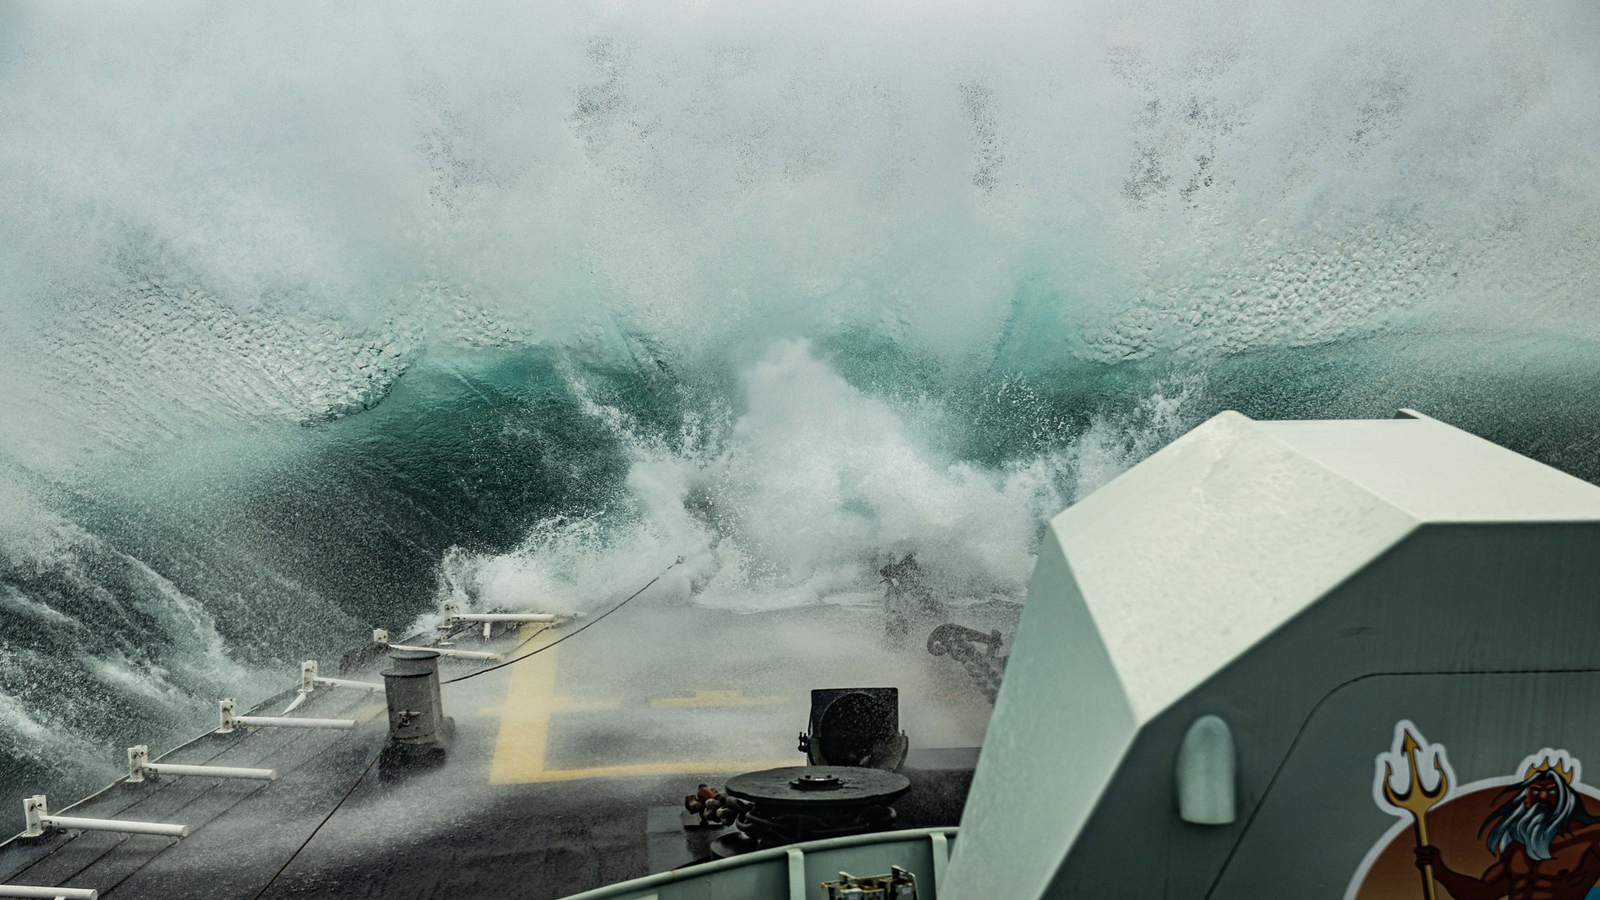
[0,601,1006,899]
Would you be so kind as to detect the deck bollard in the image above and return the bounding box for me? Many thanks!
[379,648,451,777]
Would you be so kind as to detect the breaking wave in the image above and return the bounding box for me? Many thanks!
[2,0,1599,803]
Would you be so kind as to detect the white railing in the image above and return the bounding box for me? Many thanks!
[126,746,276,783]
[372,629,500,660]
[300,660,383,694]
[283,660,384,713]
[455,613,557,622]
[22,795,185,839]
[0,884,99,899]
[217,699,356,734]
[439,603,569,637]
[443,601,559,624]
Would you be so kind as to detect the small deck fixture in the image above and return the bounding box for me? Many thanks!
[299,660,383,694]
[0,884,99,899]
[823,866,919,899]
[125,745,276,783]
[440,602,569,639]
[799,688,908,771]
[216,699,356,734]
[1175,715,1236,825]
[280,660,385,713]
[441,600,558,624]
[22,795,186,839]
[373,628,501,661]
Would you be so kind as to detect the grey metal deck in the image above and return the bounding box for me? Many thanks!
[1,603,1004,899]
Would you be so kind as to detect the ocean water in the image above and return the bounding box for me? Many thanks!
[2,0,1599,806]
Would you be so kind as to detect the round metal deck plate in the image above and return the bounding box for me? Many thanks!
[724,766,910,809]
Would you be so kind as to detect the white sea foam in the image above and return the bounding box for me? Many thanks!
[2,0,1598,473]
[424,341,1203,624]
[0,467,262,792]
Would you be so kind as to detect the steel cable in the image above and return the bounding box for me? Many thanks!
[439,558,680,685]
[244,558,679,897]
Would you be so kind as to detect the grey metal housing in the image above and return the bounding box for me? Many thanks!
[943,410,1600,900]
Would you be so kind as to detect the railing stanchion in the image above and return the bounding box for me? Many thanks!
[22,795,185,839]
[217,699,356,733]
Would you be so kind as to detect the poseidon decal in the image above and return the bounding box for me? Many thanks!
[1347,722,1600,900]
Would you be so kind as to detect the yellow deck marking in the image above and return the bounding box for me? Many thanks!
[649,690,786,708]
[530,759,800,783]
[488,633,796,784]
[488,639,615,784]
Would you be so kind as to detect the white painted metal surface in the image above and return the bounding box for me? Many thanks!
[216,699,356,733]
[1047,409,1419,722]
[371,628,501,660]
[317,676,384,689]
[944,410,1600,900]
[441,600,558,624]
[33,816,186,838]
[450,612,557,623]
[300,660,382,693]
[228,715,357,730]
[0,885,98,899]
[391,643,499,660]
[23,795,186,839]
[126,745,276,783]
[1259,409,1600,521]
[146,762,277,780]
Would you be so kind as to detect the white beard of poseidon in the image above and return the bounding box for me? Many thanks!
[1487,777,1578,861]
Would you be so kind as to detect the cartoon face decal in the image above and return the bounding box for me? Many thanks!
[1347,721,1600,900]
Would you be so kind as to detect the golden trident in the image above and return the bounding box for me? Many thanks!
[1383,728,1450,900]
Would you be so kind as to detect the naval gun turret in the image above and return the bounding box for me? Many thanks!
[946,409,1600,900]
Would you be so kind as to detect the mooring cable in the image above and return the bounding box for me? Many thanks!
[244,742,383,900]
[439,557,681,685]
[505,623,551,655]
[181,690,382,899]
[91,770,279,898]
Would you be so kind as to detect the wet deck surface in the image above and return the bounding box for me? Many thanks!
[0,599,1010,898]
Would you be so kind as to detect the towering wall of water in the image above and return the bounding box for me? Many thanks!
[1,0,1597,804]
